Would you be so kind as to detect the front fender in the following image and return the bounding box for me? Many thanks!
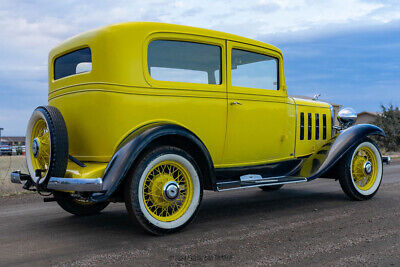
[91,123,215,202]
[293,124,385,180]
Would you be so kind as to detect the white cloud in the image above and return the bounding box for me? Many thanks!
[2,0,398,44]
[0,0,400,135]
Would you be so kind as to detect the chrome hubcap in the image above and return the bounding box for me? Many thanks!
[32,138,39,158]
[364,161,372,175]
[163,181,180,201]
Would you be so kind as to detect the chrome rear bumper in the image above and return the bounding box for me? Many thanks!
[10,171,103,192]
[47,177,103,192]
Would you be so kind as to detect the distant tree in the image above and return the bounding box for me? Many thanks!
[373,104,400,152]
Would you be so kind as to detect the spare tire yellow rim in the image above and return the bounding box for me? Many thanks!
[30,118,51,178]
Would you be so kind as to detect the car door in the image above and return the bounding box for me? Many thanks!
[222,41,295,167]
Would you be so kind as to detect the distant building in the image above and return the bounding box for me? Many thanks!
[290,95,342,125]
[1,136,25,146]
[356,111,378,125]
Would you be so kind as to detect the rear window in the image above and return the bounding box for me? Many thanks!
[148,40,221,84]
[54,47,92,80]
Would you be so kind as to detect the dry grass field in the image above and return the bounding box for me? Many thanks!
[0,155,28,196]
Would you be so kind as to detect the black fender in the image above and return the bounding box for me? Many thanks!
[293,124,385,180]
[91,123,216,202]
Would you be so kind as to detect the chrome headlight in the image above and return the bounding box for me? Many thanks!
[337,107,357,128]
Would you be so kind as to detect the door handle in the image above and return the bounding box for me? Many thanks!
[230,101,242,105]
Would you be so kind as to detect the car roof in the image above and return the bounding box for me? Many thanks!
[48,22,285,95]
[50,22,282,57]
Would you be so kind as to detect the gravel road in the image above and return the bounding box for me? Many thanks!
[1,163,400,266]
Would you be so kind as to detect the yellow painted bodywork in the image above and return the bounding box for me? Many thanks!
[292,98,332,157]
[64,161,107,179]
[47,22,332,177]
[223,40,296,167]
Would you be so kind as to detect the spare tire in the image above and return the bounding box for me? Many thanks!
[26,106,68,185]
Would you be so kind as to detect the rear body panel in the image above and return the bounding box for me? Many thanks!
[49,84,227,164]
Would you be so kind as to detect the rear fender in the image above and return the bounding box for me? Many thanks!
[91,123,215,202]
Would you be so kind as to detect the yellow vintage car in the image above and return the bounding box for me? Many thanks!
[11,22,385,235]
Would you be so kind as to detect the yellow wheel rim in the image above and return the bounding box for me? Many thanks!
[143,160,193,222]
[30,118,51,178]
[352,146,378,191]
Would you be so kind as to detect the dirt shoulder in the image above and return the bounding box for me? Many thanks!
[0,155,29,196]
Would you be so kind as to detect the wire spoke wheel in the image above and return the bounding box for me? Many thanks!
[125,146,202,235]
[143,160,193,222]
[351,146,378,191]
[339,139,383,200]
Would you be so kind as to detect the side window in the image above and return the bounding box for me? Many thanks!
[231,49,278,90]
[148,40,221,84]
[54,47,92,80]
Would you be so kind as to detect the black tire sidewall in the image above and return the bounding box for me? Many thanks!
[124,146,203,235]
[54,191,109,216]
[26,106,68,184]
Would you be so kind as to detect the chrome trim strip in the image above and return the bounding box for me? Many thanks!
[47,177,103,192]
[240,174,263,182]
[217,177,307,192]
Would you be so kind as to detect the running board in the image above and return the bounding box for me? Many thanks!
[216,175,307,191]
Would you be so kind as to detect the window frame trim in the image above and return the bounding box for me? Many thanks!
[143,32,226,92]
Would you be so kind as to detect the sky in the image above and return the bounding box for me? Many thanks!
[0,0,400,136]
